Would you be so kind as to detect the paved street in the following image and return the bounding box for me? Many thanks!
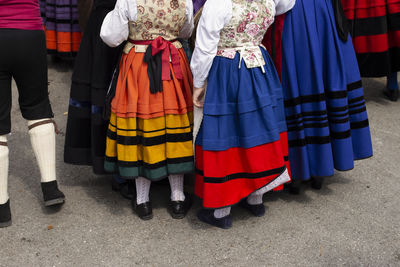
[0,60,399,266]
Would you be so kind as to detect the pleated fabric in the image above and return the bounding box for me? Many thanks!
[39,0,82,57]
[195,48,291,209]
[104,46,194,181]
[281,0,373,182]
[64,0,122,174]
[341,0,400,77]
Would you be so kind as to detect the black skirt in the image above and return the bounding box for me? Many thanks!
[64,0,123,174]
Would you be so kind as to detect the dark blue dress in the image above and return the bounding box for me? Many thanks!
[281,0,373,181]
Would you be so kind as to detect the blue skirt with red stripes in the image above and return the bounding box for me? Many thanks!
[195,48,290,209]
[281,0,373,182]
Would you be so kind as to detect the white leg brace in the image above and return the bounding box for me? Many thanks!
[28,119,56,183]
[135,177,151,205]
[0,135,9,205]
[168,174,185,201]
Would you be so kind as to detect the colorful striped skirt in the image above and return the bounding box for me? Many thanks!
[341,0,400,77]
[39,0,82,57]
[104,44,194,181]
[195,48,291,209]
[281,0,373,182]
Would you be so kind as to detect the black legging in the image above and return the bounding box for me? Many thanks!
[0,28,53,135]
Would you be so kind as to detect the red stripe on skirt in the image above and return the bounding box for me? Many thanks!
[342,1,400,19]
[354,31,400,53]
[195,132,290,208]
[195,171,285,209]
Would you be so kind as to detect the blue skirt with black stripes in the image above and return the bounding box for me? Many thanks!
[281,0,373,181]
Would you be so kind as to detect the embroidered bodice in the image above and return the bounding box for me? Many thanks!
[100,0,194,49]
[190,0,295,88]
[217,0,275,69]
[129,0,187,41]
[218,0,275,49]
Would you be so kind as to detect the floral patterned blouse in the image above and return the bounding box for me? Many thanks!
[100,0,194,48]
[190,0,295,88]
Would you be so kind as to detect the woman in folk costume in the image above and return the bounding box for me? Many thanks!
[0,0,65,228]
[100,0,194,220]
[64,0,133,198]
[64,0,123,175]
[341,0,400,101]
[191,0,295,229]
[280,0,373,193]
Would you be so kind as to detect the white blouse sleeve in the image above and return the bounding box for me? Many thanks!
[179,0,194,39]
[190,0,232,88]
[273,0,296,15]
[100,0,138,47]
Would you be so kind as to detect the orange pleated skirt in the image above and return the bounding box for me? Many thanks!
[104,45,194,180]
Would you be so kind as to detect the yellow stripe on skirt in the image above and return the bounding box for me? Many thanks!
[104,112,194,180]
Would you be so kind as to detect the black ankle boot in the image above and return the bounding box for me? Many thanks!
[0,200,12,228]
[310,177,324,190]
[41,181,65,207]
[383,88,399,102]
[239,199,265,217]
[285,179,301,195]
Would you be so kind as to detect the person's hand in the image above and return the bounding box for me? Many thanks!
[193,85,206,108]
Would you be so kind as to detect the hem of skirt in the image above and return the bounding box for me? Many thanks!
[353,153,373,161]
[292,153,373,181]
[104,161,194,181]
[101,170,195,182]
[197,166,289,210]
[0,130,11,135]
[64,147,91,165]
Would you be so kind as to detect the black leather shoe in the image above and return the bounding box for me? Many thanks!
[168,197,192,219]
[41,181,65,207]
[132,201,153,220]
[197,209,232,229]
[310,177,324,190]
[0,200,12,228]
[383,88,399,102]
[239,199,265,217]
[285,179,301,195]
